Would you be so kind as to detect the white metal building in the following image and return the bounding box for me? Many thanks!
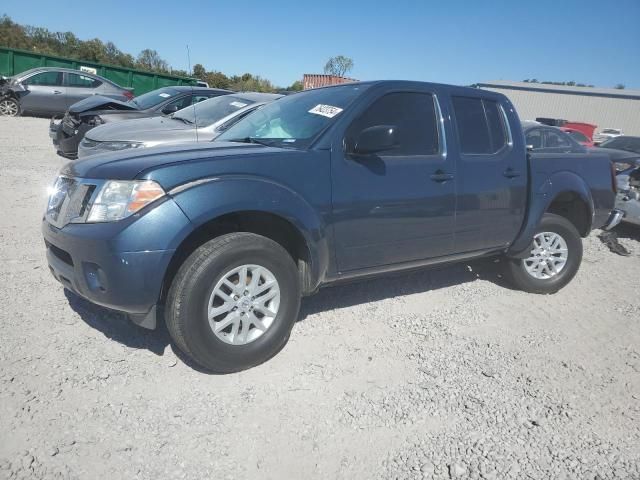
[478,81,640,135]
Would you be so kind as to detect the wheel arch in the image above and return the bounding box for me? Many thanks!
[509,171,594,257]
[159,178,330,304]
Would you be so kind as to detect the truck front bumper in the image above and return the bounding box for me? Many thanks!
[42,198,192,329]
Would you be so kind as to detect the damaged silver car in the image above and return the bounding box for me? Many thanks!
[615,157,640,226]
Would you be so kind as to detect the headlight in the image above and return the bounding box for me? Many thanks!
[87,180,165,222]
[98,141,145,151]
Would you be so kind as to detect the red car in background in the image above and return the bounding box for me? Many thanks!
[561,127,595,147]
[536,118,596,147]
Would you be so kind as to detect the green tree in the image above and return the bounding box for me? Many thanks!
[136,49,169,72]
[192,63,207,79]
[323,55,354,77]
[288,80,303,91]
[614,84,625,89]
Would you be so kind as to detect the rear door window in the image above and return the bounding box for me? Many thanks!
[346,92,440,156]
[23,71,63,86]
[452,96,508,154]
[544,130,572,149]
[525,129,543,149]
[66,73,102,88]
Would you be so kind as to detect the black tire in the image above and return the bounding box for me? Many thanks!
[505,213,583,294]
[166,232,301,373]
[0,97,20,117]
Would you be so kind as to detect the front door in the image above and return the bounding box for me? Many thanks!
[20,71,66,114]
[331,90,456,272]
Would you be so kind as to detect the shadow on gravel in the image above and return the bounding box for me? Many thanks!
[298,256,509,321]
[613,222,640,242]
[65,290,170,356]
[64,256,507,370]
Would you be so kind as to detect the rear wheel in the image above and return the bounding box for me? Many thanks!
[505,213,583,294]
[166,232,301,373]
[0,97,20,117]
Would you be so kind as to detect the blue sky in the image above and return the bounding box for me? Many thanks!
[3,0,639,88]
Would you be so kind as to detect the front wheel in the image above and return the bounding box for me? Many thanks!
[166,232,301,373]
[0,97,20,117]
[505,213,583,294]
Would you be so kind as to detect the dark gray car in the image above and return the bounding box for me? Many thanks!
[0,67,132,116]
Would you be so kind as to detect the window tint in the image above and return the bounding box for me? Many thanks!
[67,73,101,88]
[484,100,507,151]
[566,130,588,143]
[24,71,62,86]
[526,129,543,149]
[164,95,193,112]
[192,94,212,104]
[544,130,572,148]
[452,96,508,154]
[347,92,439,156]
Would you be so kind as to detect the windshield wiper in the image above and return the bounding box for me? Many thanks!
[227,137,274,147]
[172,116,194,125]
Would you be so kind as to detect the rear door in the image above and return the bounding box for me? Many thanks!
[65,72,103,108]
[20,71,66,114]
[331,89,456,272]
[449,95,527,251]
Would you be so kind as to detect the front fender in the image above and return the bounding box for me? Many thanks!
[169,175,330,289]
[508,171,594,257]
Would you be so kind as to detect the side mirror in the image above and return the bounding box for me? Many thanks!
[353,125,399,155]
[162,104,179,115]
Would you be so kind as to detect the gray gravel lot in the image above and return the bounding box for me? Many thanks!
[1,116,639,480]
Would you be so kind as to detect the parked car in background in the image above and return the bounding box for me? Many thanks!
[77,92,281,158]
[50,86,232,159]
[535,118,596,142]
[602,148,640,226]
[561,127,594,147]
[42,80,620,372]
[523,121,585,153]
[599,135,640,154]
[0,67,132,117]
[594,128,623,145]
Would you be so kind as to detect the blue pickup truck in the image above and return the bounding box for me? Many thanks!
[42,80,621,372]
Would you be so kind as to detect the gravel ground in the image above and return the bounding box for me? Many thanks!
[1,116,639,480]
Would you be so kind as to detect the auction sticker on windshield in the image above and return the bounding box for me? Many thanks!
[230,101,248,108]
[308,104,343,118]
[159,93,171,98]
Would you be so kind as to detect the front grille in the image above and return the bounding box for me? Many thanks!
[46,177,97,228]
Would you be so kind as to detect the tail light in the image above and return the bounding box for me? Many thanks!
[123,90,134,101]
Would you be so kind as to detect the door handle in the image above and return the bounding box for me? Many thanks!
[53,90,63,95]
[503,168,521,178]
[430,171,454,183]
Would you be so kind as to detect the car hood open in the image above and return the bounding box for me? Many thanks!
[69,95,138,114]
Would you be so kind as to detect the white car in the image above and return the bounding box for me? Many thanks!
[594,128,623,145]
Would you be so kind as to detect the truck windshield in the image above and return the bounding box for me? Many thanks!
[217,84,369,148]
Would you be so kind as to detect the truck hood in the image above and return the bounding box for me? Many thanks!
[69,95,138,114]
[62,142,287,184]
[85,116,199,144]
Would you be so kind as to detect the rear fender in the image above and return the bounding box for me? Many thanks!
[169,175,330,289]
[508,171,594,257]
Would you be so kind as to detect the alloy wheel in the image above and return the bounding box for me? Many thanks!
[207,264,280,345]
[523,232,569,280]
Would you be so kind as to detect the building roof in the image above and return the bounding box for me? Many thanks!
[478,80,640,100]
